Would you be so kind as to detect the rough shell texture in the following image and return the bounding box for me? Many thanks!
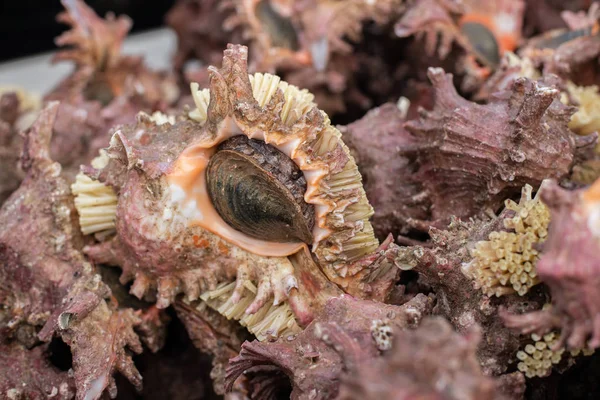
[83,45,399,327]
[474,52,540,101]
[0,103,145,400]
[0,342,75,400]
[166,0,247,74]
[0,90,41,205]
[335,317,523,400]
[397,205,548,375]
[221,0,402,71]
[393,0,526,93]
[0,103,87,343]
[339,103,428,240]
[44,0,178,182]
[502,179,600,350]
[403,68,590,231]
[38,275,144,400]
[394,0,466,60]
[167,0,405,117]
[225,294,434,400]
[519,4,600,86]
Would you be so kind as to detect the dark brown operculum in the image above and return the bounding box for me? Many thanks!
[207,135,315,244]
[255,0,299,51]
[461,22,500,68]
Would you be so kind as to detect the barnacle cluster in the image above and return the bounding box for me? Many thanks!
[517,332,565,378]
[7,0,600,399]
[566,81,600,136]
[502,179,600,353]
[464,184,550,297]
[516,331,594,378]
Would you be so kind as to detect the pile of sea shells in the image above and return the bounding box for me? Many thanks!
[3,1,600,399]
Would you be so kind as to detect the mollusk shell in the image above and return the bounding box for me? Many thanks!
[81,45,382,328]
[177,44,378,278]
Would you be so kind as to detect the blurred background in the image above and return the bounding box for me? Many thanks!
[0,0,174,61]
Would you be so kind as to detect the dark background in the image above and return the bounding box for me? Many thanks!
[0,0,175,62]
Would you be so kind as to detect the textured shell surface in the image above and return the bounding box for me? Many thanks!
[81,45,391,336]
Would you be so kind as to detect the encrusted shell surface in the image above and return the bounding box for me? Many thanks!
[403,67,587,229]
[0,103,145,400]
[183,48,378,268]
[80,45,391,334]
[225,294,434,398]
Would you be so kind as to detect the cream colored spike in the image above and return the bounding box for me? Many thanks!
[72,151,118,236]
[189,83,211,124]
[200,280,301,341]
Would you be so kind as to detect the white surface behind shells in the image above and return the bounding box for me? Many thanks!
[0,28,175,94]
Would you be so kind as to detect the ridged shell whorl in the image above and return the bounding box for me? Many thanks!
[176,44,378,281]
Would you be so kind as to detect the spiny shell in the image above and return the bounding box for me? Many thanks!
[403,68,586,230]
[80,45,392,335]
[184,52,379,273]
[225,294,434,398]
